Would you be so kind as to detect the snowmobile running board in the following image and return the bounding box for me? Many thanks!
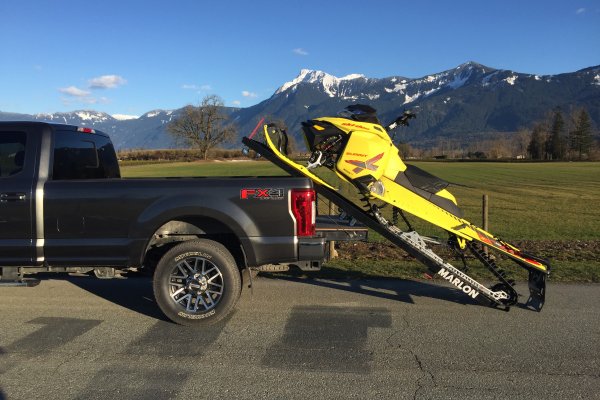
[242,136,547,311]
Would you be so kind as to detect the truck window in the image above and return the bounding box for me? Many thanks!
[95,135,121,179]
[53,132,120,180]
[0,132,26,178]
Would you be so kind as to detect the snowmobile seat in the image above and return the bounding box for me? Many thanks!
[394,164,463,218]
[403,164,449,193]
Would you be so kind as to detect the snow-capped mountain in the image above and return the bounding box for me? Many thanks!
[232,62,600,147]
[275,69,372,99]
[34,110,115,125]
[0,109,181,149]
[1,62,598,149]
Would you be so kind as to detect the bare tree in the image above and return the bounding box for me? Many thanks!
[167,95,236,160]
[513,129,531,158]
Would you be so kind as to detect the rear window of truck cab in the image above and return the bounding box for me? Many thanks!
[52,131,120,180]
[0,131,26,178]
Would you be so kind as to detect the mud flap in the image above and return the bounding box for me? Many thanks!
[525,269,546,312]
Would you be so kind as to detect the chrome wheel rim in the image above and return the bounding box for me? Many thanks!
[168,256,224,313]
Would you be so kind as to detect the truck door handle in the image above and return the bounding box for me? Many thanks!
[0,193,26,202]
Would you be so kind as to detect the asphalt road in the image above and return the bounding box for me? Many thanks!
[0,274,598,400]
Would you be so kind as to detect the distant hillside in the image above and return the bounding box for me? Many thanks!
[2,62,598,149]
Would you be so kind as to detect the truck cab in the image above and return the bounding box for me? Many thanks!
[0,122,120,269]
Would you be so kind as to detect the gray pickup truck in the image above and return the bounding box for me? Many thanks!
[0,122,364,325]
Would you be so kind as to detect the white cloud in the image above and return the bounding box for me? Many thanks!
[242,90,257,98]
[182,84,212,91]
[88,74,127,89]
[232,100,241,106]
[293,48,309,56]
[576,7,586,14]
[59,86,91,97]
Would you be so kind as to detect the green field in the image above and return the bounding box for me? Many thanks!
[121,160,600,282]
[122,160,600,240]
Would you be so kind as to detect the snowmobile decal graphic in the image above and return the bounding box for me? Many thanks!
[437,268,480,299]
[345,152,384,173]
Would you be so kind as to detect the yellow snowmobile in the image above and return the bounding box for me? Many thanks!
[242,104,550,311]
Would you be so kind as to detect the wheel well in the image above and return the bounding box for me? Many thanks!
[143,217,246,274]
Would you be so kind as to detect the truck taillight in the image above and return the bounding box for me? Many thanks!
[290,189,316,237]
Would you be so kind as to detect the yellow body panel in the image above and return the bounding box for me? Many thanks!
[337,130,393,180]
[435,188,458,204]
[316,117,408,183]
[383,150,408,179]
[371,175,480,239]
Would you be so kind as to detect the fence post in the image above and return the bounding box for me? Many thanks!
[482,194,489,255]
[328,200,338,260]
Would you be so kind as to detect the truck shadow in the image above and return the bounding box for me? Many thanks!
[260,273,484,307]
[37,274,169,322]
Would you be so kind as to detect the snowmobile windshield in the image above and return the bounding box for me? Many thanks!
[338,104,381,125]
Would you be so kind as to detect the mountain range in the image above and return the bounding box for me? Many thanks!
[2,62,599,149]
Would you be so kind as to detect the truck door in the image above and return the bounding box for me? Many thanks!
[0,128,35,265]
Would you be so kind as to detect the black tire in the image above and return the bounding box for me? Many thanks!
[153,239,241,326]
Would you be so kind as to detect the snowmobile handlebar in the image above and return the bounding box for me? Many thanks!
[386,110,416,131]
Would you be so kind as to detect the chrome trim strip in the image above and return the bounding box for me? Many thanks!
[288,189,299,259]
[35,130,51,263]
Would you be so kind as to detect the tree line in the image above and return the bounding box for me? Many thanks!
[527,108,595,161]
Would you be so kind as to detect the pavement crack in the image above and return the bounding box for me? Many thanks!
[385,310,436,400]
[410,350,435,400]
[385,309,410,349]
[52,349,82,374]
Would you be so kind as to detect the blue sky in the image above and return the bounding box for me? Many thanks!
[1,0,599,117]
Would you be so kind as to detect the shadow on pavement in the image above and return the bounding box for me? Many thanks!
[37,273,169,322]
[261,273,484,307]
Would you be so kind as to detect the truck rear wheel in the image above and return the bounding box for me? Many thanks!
[153,239,241,326]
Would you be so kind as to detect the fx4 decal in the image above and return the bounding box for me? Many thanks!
[240,188,285,200]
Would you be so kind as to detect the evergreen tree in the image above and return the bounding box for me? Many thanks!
[546,109,566,160]
[527,124,545,160]
[569,108,593,160]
